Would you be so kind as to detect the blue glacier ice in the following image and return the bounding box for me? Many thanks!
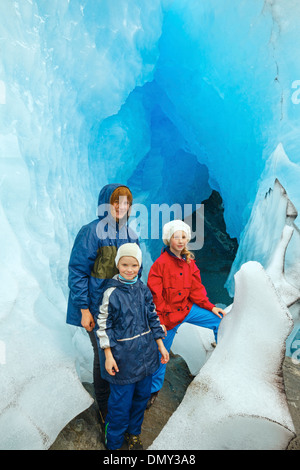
[0,0,299,449]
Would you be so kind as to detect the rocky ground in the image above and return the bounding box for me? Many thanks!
[50,354,299,451]
[283,357,300,450]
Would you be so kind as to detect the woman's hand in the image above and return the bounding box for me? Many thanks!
[212,306,227,319]
[104,348,119,376]
[81,308,95,331]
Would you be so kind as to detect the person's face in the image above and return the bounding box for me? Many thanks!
[117,256,140,280]
[170,230,188,254]
[110,196,130,220]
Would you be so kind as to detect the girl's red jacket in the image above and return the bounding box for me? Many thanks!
[147,249,215,330]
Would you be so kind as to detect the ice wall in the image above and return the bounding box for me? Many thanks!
[139,0,299,238]
[90,0,300,269]
[0,0,163,449]
[225,161,300,354]
[1,0,300,449]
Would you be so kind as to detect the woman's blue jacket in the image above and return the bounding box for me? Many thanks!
[66,184,139,327]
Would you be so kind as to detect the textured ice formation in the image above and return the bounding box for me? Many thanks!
[1,0,300,450]
[266,224,300,308]
[226,175,300,355]
[226,148,300,295]
[150,257,296,450]
[171,323,215,376]
[0,202,93,449]
[0,0,163,450]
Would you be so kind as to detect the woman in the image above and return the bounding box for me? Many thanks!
[66,183,140,424]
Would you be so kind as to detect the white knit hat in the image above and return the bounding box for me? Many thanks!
[115,243,142,267]
[162,220,191,245]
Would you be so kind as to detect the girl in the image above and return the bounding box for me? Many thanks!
[147,219,226,404]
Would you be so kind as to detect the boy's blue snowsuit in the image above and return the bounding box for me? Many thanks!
[96,275,164,450]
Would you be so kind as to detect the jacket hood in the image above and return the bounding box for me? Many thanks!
[97,184,130,207]
[97,184,131,227]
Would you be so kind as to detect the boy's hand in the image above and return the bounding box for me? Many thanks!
[105,351,119,376]
[212,306,227,319]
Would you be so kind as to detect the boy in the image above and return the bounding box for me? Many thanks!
[96,243,169,450]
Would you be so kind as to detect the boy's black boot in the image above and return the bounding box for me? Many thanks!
[126,433,143,450]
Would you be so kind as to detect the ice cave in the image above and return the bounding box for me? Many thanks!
[0,0,299,450]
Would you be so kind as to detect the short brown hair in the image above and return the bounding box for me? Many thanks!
[110,186,133,206]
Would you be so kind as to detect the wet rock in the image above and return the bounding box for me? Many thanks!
[142,352,193,449]
[283,356,300,450]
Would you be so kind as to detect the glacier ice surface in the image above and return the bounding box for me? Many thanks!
[0,0,300,449]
